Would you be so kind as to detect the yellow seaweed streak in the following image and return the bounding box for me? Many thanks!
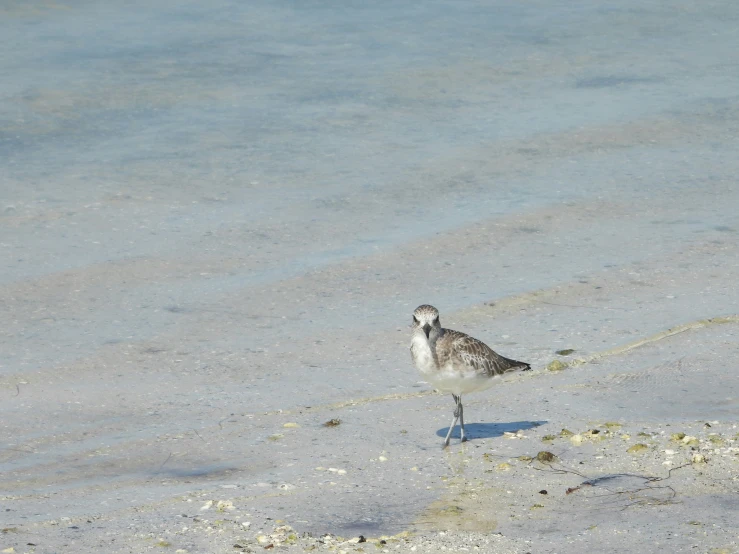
[548,315,739,372]
[263,390,437,416]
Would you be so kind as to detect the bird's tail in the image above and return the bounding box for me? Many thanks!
[502,357,531,373]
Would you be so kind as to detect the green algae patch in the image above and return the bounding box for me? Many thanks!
[415,481,499,533]
[547,360,567,372]
[536,451,557,463]
[436,505,462,516]
[627,444,648,454]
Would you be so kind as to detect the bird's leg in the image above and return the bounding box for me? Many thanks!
[458,396,467,442]
[443,394,460,448]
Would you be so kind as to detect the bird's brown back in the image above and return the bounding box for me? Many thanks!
[436,329,531,377]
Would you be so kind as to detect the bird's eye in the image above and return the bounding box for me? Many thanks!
[433,316,439,323]
[412,315,419,324]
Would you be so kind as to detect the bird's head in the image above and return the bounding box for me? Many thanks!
[412,304,441,339]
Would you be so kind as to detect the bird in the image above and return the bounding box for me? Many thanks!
[410,304,531,448]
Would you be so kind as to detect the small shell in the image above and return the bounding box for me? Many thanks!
[199,500,213,511]
[692,453,707,464]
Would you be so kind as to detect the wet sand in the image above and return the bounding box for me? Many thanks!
[2,1,739,552]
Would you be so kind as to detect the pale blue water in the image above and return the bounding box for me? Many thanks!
[2,2,739,550]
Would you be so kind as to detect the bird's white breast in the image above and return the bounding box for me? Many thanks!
[411,334,437,376]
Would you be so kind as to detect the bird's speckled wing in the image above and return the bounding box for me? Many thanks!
[438,329,530,377]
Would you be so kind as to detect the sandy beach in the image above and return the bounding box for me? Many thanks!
[2,1,739,552]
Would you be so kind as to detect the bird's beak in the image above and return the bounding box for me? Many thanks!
[422,323,431,338]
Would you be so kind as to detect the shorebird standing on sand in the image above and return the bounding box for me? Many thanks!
[410,304,531,448]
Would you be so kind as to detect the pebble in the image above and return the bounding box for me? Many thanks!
[504,430,526,439]
[216,500,234,511]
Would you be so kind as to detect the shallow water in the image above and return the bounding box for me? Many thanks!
[2,1,739,552]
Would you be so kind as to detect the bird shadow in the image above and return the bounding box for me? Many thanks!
[435,420,546,441]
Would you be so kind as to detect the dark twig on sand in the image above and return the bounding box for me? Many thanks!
[534,460,691,510]
[157,452,173,473]
[193,430,206,442]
